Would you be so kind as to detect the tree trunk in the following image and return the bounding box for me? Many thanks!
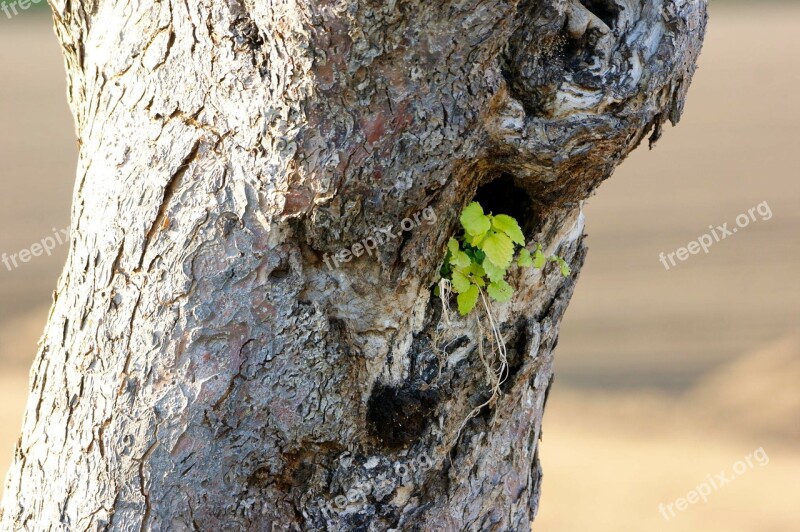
[2,0,706,530]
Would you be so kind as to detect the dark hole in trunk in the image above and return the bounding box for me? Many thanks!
[579,0,620,30]
[473,175,538,237]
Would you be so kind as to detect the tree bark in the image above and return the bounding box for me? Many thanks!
[2,0,706,530]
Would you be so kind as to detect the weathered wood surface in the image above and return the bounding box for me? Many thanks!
[2,0,706,529]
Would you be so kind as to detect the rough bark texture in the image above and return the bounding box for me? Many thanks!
[2,0,706,530]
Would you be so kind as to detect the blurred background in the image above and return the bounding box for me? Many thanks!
[0,2,798,530]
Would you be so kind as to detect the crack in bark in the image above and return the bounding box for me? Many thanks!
[138,139,202,271]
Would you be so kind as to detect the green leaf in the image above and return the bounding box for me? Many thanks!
[433,284,441,297]
[466,261,486,279]
[439,260,452,278]
[450,250,471,269]
[447,237,460,254]
[460,202,491,236]
[482,258,506,283]
[481,232,515,268]
[468,232,488,247]
[451,271,471,294]
[487,279,513,303]
[465,247,486,262]
[517,248,533,267]
[558,258,571,277]
[533,247,546,269]
[492,214,525,246]
[457,284,480,316]
[547,255,572,276]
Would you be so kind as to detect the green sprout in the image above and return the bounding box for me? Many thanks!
[436,201,570,316]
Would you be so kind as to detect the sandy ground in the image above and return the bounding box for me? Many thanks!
[1,4,798,529]
[536,333,800,531]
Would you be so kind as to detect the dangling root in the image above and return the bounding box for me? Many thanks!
[437,278,453,326]
[429,279,458,382]
[450,286,509,447]
[478,288,509,392]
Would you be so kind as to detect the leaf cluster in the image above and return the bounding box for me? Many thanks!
[437,202,570,315]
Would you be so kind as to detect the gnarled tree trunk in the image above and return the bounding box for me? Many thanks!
[2,0,706,529]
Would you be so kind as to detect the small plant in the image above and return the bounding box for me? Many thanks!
[437,201,570,316]
[433,201,572,443]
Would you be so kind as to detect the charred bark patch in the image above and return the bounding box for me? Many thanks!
[444,335,470,355]
[500,320,533,393]
[366,383,439,450]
